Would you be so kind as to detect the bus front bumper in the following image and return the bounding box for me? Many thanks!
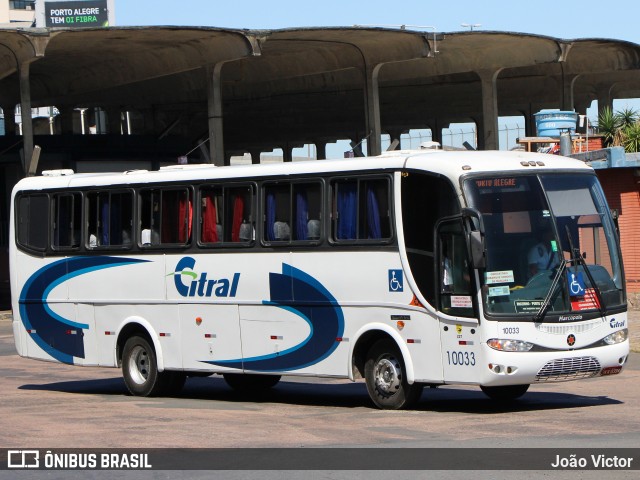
[478,340,629,387]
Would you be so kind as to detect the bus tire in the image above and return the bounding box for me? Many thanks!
[122,335,168,397]
[364,338,423,409]
[480,384,529,401]
[223,373,281,392]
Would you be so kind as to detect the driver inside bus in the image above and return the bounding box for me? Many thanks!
[528,230,560,277]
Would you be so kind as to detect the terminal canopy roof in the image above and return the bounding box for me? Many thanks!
[0,26,639,159]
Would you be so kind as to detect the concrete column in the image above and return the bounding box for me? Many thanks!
[106,107,122,134]
[249,149,262,164]
[363,64,383,157]
[561,74,579,111]
[473,117,485,151]
[430,122,441,145]
[282,145,293,162]
[206,62,226,166]
[19,62,34,173]
[597,86,614,118]
[58,107,75,134]
[2,105,16,136]
[315,142,327,160]
[521,106,535,137]
[477,68,503,150]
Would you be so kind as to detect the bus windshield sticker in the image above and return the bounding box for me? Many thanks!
[488,286,510,297]
[485,271,514,285]
[451,295,472,308]
[514,300,544,313]
[571,288,601,311]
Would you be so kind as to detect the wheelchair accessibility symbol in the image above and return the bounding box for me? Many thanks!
[389,269,403,292]
[567,271,585,296]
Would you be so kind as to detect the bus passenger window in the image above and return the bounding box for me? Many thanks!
[139,188,191,247]
[87,191,133,249]
[332,177,391,242]
[52,193,81,249]
[293,183,321,241]
[17,194,49,251]
[263,181,322,245]
[264,184,291,242]
[199,184,254,246]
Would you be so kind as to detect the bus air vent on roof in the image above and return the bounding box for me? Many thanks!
[42,169,74,177]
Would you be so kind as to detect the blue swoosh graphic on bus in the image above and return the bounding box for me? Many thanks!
[206,263,345,371]
[19,256,148,364]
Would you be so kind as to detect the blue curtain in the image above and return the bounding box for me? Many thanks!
[101,198,110,245]
[295,191,308,240]
[367,187,381,239]
[266,191,276,241]
[337,184,357,239]
[111,195,123,245]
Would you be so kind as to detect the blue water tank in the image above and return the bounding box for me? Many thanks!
[534,110,578,137]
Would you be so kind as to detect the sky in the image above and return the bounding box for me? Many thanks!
[114,1,640,153]
[115,0,640,44]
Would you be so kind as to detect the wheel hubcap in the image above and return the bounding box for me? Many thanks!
[128,345,149,385]
[374,356,401,395]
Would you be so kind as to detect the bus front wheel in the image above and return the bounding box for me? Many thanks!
[480,384,529,401]
[364,338,423,409]
[122,335,180,397]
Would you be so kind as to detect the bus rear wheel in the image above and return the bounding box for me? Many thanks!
[480,384,529,401]
[122,335,179,397]
[223,373,281,392]
[364,338,423,409]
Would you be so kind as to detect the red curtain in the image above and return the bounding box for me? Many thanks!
[202,195,218,243]
[231,196,244,242]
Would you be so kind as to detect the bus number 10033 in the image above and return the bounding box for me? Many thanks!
[446,351,476,366]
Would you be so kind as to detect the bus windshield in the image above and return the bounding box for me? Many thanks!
[463,173,625,319]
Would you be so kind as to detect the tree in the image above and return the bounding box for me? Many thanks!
[597,107,640,152]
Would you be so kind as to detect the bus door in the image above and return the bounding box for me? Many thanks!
[435,218,481,382]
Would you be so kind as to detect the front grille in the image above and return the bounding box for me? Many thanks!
[536,319,603,335]
[535,356,601,382]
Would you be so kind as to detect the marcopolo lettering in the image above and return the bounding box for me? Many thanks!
[173,257,240,298]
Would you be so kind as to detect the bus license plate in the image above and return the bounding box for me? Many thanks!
[600,366,622,376]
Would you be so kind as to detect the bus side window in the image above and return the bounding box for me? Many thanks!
[264,183,291,242]
[199,184,254,246]
[17,194,49,252]
[87,191,133,249]
[52,193,81,249]
[332,177,391,242]
[263,181,321,245]
[293,182,322,241]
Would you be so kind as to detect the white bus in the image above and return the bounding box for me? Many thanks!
[10,150,629,409]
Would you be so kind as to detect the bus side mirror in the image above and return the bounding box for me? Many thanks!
[468,231,486,269]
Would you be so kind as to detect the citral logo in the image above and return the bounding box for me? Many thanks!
[170,257,240,298]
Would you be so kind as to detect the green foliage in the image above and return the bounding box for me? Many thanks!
[597,107,640,152]
[598,107,619,147]
[616,107,638,129]
[623,122,640,153]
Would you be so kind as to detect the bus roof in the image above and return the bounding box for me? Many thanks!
[12,150,593,192]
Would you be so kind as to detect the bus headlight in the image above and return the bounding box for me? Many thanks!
[487,338,534,352]
[603,329,628,345]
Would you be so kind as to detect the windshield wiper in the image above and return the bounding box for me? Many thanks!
[564,225,608,318]
[533,259,566,323]
[534,226,608,322]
